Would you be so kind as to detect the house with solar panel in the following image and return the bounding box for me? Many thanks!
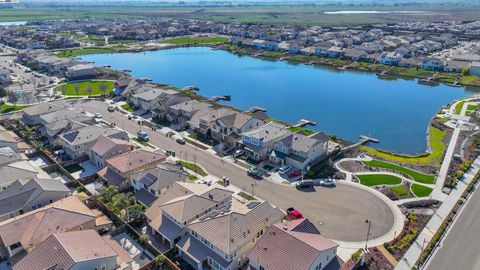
[131,163,189,206]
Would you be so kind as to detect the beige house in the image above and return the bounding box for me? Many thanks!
[89,135,134,168]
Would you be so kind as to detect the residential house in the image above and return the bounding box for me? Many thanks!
[211,110,266,147]
[21,100,69,126]
[151,90,190,120]
[240,122,290,162]
[398,57,421,68]
[0,69,11,86]
[471,62,480,76]
[145,182,233,249]
[444,60,470,73]
[380,52,402,66]
[36,108,88,134]
[248,219,339,270]
[43,116,96,143]
[59,125,129,159]
[89,135,134,168]
[176,201,284,270]
[0,128,30,152]
[12,230,134,270]
[0,178,70,221]
[269,132,329,171]
[343,49,367,61]
[0,159,51,190]
[65,63,98,81]
[0,147,24,167]
[97,149,166,188]
[421,58,445,71]
[131,88,169,112]
[0,196,112,259]
[131,162,189,206]
[188,108,236,138]
[168,100,212,129]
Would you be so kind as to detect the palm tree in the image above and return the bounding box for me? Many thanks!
[99,185,118,204]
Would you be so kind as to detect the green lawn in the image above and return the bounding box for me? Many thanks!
[56,46,128,58]
[357,174,402,187]
[178,161,208,177]
[55,80,114,96]
[360,126,446,167]
[389,185,409,197]
[460,75,480,86]
[467,104,478,111]
[363,160,436,184]
[162,36,229,45]
[454,101,465,115]
[411,184,433,197]
[121,103,135,112]
[0,104,29,114]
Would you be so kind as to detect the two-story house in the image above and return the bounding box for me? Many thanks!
[176,201,284,270]
[269,132,329,171]
[97,149,166,189]
[380,51,403,66]
[211,111,265,148]
[89,135,134,168]
[240,122,291,162]
[168,100,212,129]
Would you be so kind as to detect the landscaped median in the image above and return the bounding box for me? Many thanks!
[363,159,436,184]
[177,160,208,177]
[55,80,115,96]
[410,183,433,197]
[360,126,446,167]
[356,174,402,187]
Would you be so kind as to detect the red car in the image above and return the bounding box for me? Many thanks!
[286,207,304,220]
[288,170,301,178]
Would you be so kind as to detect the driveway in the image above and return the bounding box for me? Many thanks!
[73,99,395,242]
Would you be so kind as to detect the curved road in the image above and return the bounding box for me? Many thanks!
[74,99,394,242]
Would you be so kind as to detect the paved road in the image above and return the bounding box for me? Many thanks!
[74,99,395,242]
[426,184,480,270]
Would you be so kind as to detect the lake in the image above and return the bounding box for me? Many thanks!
[80,47,475,154]
[0,21,27,26]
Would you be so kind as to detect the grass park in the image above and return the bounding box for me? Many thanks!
[411,183,434,197]
[56,46,128,58]
[363,159,436,184]
[0,104,29,114]
[357,174,402,187]
[360,126,446,167]
[162,36,229,45]
[55,80,115,96]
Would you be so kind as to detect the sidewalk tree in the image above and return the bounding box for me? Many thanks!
[99,82,108,96]
[60,84,67,96]
[74,84,80,96]
[85,85,93,96]
[0,86,6,98]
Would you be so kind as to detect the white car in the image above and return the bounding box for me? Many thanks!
[234,149,245,158]
[319,179,336,187]
[107,105,115,112]
[278,165,292,174]
[94,113,102,118]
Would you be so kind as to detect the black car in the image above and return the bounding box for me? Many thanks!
[247,168,262,179]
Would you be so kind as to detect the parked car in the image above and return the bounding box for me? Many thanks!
[247,168,262,179]
[287,170,301,178]
[296,179,315,189]
[137,130,149,141]
[94,113,102,118]
[286,207,304,220]
[319,179,336,187]
[107,105,115,112]
[54,149,65,156]
[176,137,186,144]
[278,165,292,174]
[233,149,245,158]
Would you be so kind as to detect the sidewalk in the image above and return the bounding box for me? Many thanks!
[394,155,480,270]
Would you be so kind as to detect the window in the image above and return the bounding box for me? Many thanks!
[9,242,21,251]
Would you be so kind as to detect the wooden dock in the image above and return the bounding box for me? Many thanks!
[210,95,231,102]
[342,135,380,152]
[289,119,317,129]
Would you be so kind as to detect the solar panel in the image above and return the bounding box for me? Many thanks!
[140,172,158,186]
[64,131,79,143]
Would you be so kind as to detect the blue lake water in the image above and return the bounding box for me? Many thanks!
[80,47,476,154]
[0,21,27,26]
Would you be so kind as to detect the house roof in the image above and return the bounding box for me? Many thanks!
[162,194,217,223]
[0,178,69,217]
[188,201,284,255]
[242,122,290,143]
[12,230,119,270]
[278,133,321,153]
[61,125,127,146]
[170,100,212,113]
[106,149,166,173]
[0,160,43,187]
[248,219,338,270]
[0,196,99,250]
[90,135,133,157]
[132,88,175,101]
[216,111,253,129]
[22,100,68,117]
[0,147,23,166]
[131,163,188,192]
[39,108,85,124]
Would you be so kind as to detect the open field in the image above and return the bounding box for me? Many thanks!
[56,46,128,58]
[357,174,402,187]
[55,80,114,96]
[363,159,436,184]
[360,126,446,167]
[2,5,480,26]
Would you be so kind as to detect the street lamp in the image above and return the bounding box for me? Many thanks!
[365,219,371,250]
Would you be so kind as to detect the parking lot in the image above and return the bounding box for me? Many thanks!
[74,99,396,243]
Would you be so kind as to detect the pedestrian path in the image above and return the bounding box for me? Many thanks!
[394,155,480,270]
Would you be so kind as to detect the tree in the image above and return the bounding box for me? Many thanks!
[99,83,108,96]
[99,185,118,204]
[0,86,6,98]
[73,84,81,96]
[60,84,68,96]
[7,90,18,106]
[85,86,93,96]
[155,254,168,270]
